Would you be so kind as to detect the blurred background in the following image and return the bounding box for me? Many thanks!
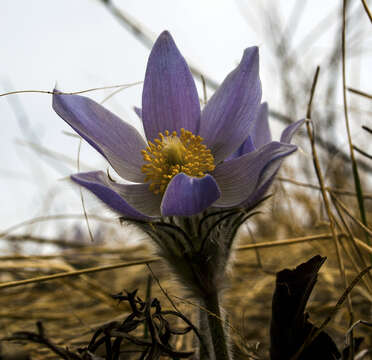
[0,1,371,358]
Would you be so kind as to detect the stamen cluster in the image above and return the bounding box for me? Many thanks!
[141,128,215,195]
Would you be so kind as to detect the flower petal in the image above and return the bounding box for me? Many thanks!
[161,173,221,216]
[199,47,262,163]
[53,92,146,182]
[250,102,272,148]
[142,31,200,141]
[240,119,305,207]
[239,153,287,209]
[240,178,274,209]
[212,142,296,207]
[226,135,255,160]
[71,171,161,219]
[280,119,305,143]
[134,106,142,119]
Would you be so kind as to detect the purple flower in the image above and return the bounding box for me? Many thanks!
[53,31,303,220]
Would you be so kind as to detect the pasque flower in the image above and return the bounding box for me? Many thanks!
[53,31,303,219]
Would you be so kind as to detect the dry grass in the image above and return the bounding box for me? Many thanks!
[0,189,371,359]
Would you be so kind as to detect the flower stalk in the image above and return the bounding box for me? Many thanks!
[199,307,214,360]
[203,291,231,360]
[123,209,261,359]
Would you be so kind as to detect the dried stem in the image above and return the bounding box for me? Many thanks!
[0,258,159,290]
[0,81,141,98]
[348,87,372,99]
[360,0,372,22]
[0,233,348,289]
[341,0,369,242]
[278,176,372,199]
[303,66,353,350]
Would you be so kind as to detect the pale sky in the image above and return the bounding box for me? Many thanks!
[0,0,371,235]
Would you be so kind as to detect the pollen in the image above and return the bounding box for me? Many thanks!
[141,128,215,195]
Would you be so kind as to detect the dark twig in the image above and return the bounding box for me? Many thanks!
[362,125,372,135]
[354,145,372,160]
[2,321,81,360]
[348,87,372,99]
[146,263,180,313]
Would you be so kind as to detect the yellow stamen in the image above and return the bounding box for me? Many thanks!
[141,128,215,195]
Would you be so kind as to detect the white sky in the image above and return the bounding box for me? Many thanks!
[0,0,371,234]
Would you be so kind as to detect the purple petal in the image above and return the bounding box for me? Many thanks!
[239,153,286,208]
[240,177,274,208]
[142,31,200,141]
[71,171,161,219]
[53,92,146,183]
[134,107,142,119]
[199,47,262,163]
[226,135,255,160]
[280,119,305,143]
[250,102,272,148]
[212,142,296,207]
[240,119,304,207]
[161,173,221,216]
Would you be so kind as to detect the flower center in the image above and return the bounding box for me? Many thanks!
[141,128,215,195]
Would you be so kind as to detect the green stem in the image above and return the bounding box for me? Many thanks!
[203,291,231,360]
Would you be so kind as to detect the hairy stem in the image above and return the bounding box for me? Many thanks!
[203,291,231,360]
[199,307,215,360]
